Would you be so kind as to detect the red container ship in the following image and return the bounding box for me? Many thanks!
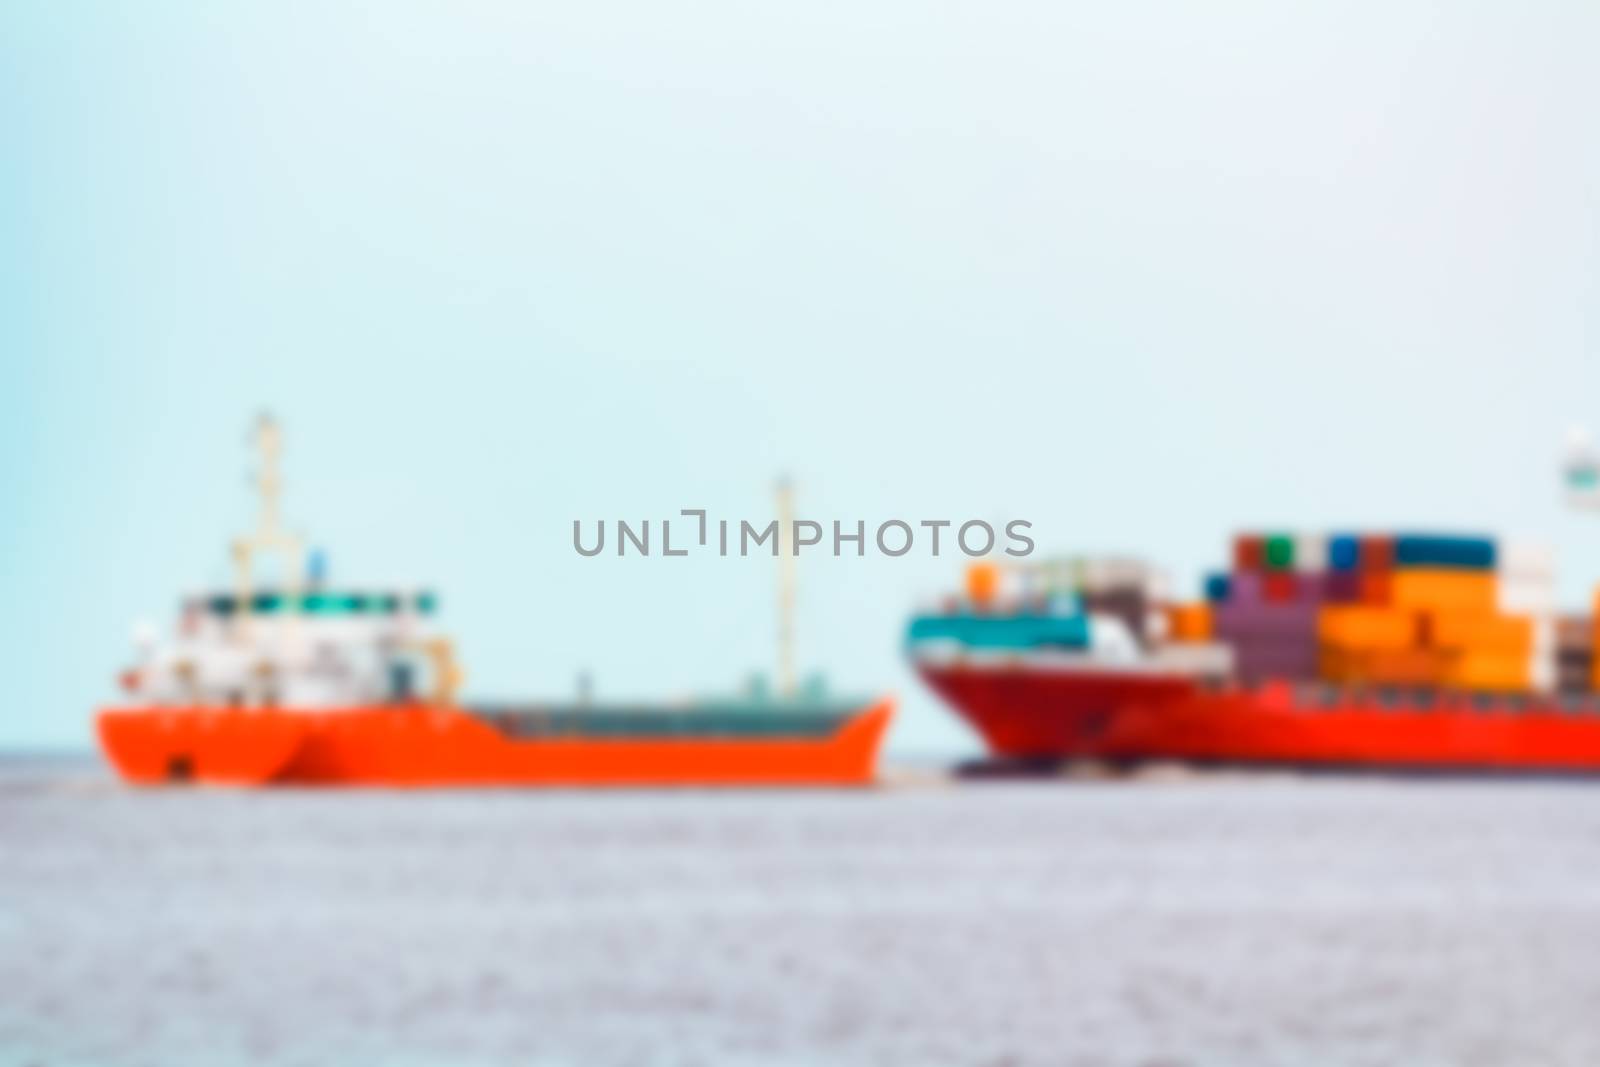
[911,527,1600,775]
[99,417,891,788]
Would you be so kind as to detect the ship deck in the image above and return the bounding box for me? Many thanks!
[465,700,870,739]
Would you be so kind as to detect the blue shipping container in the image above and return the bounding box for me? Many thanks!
[1204,573,1232,603]
[1328,534,1362,572]
[1392,534,1496,570]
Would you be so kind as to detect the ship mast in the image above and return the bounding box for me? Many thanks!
[231,413,304,637]
[776,476,797,698]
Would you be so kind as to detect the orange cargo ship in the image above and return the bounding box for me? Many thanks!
[98,702,893,788]
[98,417,892,788]
[911,530,1600,775]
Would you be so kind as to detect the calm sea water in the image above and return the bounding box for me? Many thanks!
[5,758,1600,1067]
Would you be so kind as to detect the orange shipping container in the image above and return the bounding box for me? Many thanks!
[1388,569,1497,614]
[1428,612,1533,655]
[1318,648,1356,683]
[1319,647,1443,687]
[1166,602,1213,642]
[1316,606,1417,651]
[1363,648,1447,686]
[966,562,1000,604]
[1443,652,1531,693]
[1319,648,1367,684]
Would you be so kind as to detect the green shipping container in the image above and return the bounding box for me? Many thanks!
[1264,534,1295,571]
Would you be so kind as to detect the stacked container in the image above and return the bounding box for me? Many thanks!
[1558,616,1595,693]
[1314,533,1407,683]
[1207,534,1324,685]
[1210,531,1558,694]
[1165,601,1213,642]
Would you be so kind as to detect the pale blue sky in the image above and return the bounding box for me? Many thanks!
[3,3,1597,753]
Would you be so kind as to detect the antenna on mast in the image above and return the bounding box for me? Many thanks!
[231,412,305,636]
[1564,425,1600,511]
[775,475,797,698]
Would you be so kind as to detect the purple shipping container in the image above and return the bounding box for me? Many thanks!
[1212,600,1320,638]
[1227,632,1321,654]
[1228,570,1264,604]
[1233,644,1320,684]
[1321,571,1361,603]
[1233,643,1320,667]
[1216,592,1319,683]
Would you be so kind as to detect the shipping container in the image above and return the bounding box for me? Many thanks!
[1393,534,1496,571]
[1263,572,1302,603]
[1230,571,1265,603]
[1557,616,1594,650]
[1389,569,1498,614]
[1294,533,1327,574]
[1235,645,1321,684]
[1328,534,1362,572]
[1443,652,1531,693]
[965,562,1001,604]
[1322,571,1362,603]
[1560,643,1596,693]
[1233,535,1265,572]
[1263,534,1295,571]
[1320,647,1444,687]
[1211,599,1320,637]
[1317,606,1418,651]
[1360,535,1395,571]
[1559,646,1595,670]
[1166,602,1213,642]
[1428,612,1534,655]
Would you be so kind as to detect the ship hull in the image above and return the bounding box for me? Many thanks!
[914,660,1190,759]
[96,700,894,788]
[97,709,308,786]
[918,661,1600,773]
